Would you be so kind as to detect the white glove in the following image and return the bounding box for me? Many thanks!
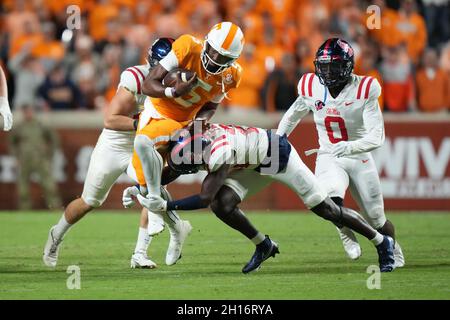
[0,97,13,131]
[331,141,353,157]
[137,193,167,212]
[122,185,141,208]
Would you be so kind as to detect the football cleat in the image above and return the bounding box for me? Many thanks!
[376,235,395,272]
[393,241,405,268]
[130,252,157,269]
[337,227,361,260]
[43,226,63,268]
[166,220,192,266]
[242,236,279,274]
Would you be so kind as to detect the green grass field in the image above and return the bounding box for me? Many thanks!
[0,211,449,300]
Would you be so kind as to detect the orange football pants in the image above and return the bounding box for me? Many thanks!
[132,117,188,186]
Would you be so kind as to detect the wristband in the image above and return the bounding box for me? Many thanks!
[164,87,175,98]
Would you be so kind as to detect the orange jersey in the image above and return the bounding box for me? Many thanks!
[151,34,242,122]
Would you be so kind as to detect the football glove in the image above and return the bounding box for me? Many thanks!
[122,185,141,208]
[137,193,167,212]
[331,141,353,157]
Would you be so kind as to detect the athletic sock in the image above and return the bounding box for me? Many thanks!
[370,232,384,246]
[251,232,266,245]
[53,214,72,240]
[134,227,152,255]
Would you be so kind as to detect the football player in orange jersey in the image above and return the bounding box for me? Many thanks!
[131,22,244,212]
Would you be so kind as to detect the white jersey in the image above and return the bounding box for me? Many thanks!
[81,64,149,207]
[277,73,384,156]
[103,64,149,140]
[207,124,269,172]
[118,64,150,107]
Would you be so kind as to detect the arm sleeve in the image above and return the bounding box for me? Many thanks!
[117,69,139,94]
[158,50,179,72]
[276,95,310,136]
[166,194,206,211]
[349,79,385,154]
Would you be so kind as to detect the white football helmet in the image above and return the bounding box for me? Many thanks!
[201,22,244,74]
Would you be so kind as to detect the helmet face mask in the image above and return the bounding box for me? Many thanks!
[201,22,244,75]
[315,58,353,88]
[314,38,354,88]
[201,41,236,74]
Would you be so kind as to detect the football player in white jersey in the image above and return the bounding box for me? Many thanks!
[43,38,192,269]
[276,38,404,268]
[129,123,396,273]
[0,65,13,131]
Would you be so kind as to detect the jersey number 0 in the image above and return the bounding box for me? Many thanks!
[324,116,348,143]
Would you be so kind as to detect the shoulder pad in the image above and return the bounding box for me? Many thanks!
[297,73,316,97]
[356,76,381,100]
[119,66,146,94]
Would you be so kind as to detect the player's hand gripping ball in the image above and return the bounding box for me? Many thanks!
[162,68,197,97]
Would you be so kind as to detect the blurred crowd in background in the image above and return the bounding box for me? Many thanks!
[0,0,449,115]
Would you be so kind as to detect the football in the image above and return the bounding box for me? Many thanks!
[162,68,196,87]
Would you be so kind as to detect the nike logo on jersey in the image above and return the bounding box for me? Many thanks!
[345,102,354,106]
[362,159,369,163]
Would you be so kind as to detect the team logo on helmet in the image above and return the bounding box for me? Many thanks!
[337,39,354,57]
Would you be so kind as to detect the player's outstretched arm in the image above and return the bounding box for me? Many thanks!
[104,87,138,131]
[276,95,309,137]
[137,164,231,212]
[167,164,231,211]
[0,65,13,131]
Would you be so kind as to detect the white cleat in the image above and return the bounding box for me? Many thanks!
[147,211,165,236]
[130,252,157,269]
[337,227,361,260]
[43,226,62,268]
[393,241,405,268]
[166,220,192,266]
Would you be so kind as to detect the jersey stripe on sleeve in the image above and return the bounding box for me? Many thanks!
[307,73,314,97]
[211,141,229,155]
[126,68,141,94]
[300,73,307,96]
[356,76,368,99]
[211,135,227,148]
[364,77,374,99]
[131,67,145,81]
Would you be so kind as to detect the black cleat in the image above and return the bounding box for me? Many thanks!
[376,235,395,272]
[242,235,279,274]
